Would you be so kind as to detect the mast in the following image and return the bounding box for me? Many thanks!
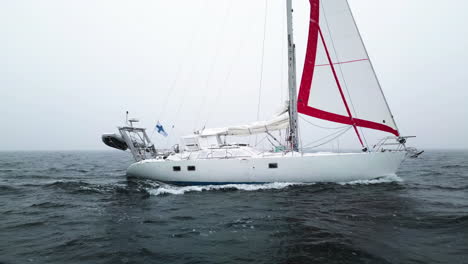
[286,0,299,151]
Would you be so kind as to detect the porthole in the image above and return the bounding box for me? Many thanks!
[269,163,278,169]
[187,165,196,171]
[173,166,181,171]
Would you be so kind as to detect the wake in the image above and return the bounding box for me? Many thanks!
[146,175,403,196]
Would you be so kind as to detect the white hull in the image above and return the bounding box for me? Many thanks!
[127,151,406,185]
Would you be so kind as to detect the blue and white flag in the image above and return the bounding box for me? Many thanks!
[155,121,168,137]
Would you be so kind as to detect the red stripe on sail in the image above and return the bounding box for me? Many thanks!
[297,0,400,137]
[317,26,365,147]
[297,0,320,109]
[297,105,400,136]
[315,58,369,67]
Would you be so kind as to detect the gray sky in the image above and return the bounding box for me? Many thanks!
[1,0,467,151]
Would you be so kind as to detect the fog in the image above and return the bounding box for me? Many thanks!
[1,0,467,151]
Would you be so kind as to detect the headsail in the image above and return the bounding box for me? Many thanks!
[297,0,399,138]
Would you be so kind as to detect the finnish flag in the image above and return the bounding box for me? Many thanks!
[155,121,168,137]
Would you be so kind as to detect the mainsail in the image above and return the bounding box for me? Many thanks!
[200,106,289,137]
[297,0,399,142]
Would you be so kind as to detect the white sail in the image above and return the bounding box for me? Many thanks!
[199,107,289,137]
[298,0,399,137]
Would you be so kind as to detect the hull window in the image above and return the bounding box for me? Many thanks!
[269,163,278,169]
[173,166,181,171]
[187,166,196,171]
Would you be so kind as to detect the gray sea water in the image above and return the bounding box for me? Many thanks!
[0,151,467,264]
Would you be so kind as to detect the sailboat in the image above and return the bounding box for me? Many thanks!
[102,0,416,185]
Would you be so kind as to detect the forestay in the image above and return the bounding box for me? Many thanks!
[297,0,399,137]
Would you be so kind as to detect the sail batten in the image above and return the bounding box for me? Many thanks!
[298,0,400,137]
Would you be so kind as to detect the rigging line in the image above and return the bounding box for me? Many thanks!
[156,0,207,122]
[280,1,286,104]
[266,136,276,148]
[256,0,268,121]
[202,6,258,128]
[302,128,351,150]
[150,0,207,143]
[170,0,213,138]
[254,135,268,147]
[193,1,232,130]
[299,131,303,154]
[172,49,201,135]
[320,2,368,148]
[359,126,369,151]
[302,126,351,148]
[299,115,349,130]
[162,125,176,149]
[255,0,268,146]
[302,126,352,148]
[302,126,352,149]
[317,10,363,147]
[266,131,283,147]
[345,0,400,133]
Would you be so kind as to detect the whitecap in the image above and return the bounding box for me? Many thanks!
[146,175,403,196]
[339,174,403,185]
[147,182,306,196]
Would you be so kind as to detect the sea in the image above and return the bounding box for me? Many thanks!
[0,150,467,264]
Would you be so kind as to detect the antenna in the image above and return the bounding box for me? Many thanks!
[126,111,129,125]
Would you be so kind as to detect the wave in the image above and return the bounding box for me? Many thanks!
[147,182,305,196]
[423,184,468,191]
[0,169,17,173]
[9,221,46,229]
[0,184,20,193]
[46,180,92,189]
[30,202,67,209]
[441,164,468,169]
[147,175,404,196]
[339,175,403,185]
[45,181,113,194]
